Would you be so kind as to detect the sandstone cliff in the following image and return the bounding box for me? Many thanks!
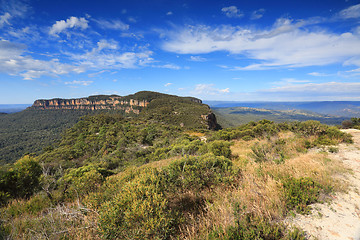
[31,95,149,114]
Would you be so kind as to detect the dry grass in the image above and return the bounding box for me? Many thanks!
[185,131,206,138]
[177,135,349,239]
[4,202,100,240]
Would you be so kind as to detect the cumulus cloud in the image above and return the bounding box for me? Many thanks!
[338,4,360,19]
[221,6,244,18]
[49,16,89,36]
[251,8,265,20]
[93,19,129,30]
[162,17,360,70]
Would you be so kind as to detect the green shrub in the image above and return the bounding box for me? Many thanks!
[0,156,42,200]
[163,154,233,193]
[282,177,321,214]
[328,146,339,153]
[209,213,284,240]
[209,140,232,158]
[61,164,113,198]
[98,169,175,239]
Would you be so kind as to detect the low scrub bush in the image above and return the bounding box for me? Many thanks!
[98,169,175,239]
[163,154,233,193]
[282,177,321,214]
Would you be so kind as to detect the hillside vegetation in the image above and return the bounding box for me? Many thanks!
[0,114,353,239]
[0,91,214,165]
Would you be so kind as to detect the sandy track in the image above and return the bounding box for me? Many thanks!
[288,129,360,240]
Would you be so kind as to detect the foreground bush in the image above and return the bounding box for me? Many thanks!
[96,153,233,239]
[282,177,322,214]
[98,169,174,239]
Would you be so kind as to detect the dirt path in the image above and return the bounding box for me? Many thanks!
[288,129,360,240]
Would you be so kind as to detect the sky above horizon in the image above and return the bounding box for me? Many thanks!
[0,0,360,103]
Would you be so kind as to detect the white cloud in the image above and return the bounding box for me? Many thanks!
[65,80,93,86]
[192,84,230,96]
[0,0,29,28]
[67,39,154,69]
[162,18,360,70]
[164,83,172,87]
[261,82,360,99]
[189,56,207,62]
[96,39,118,51]
[338,4,360,19]
[128,17,137,23]
[49,16,89,36]
[272,78,311,86]
[308,72,333,77]
[251,9,265,20]
[221,6,244,18]
[93,19,129,31]
[166,11,173,16]
[152,63,181,70]
[0,12,11,27]
[0,39,85,80]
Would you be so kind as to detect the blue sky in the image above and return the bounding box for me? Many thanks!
[0,0,360,103]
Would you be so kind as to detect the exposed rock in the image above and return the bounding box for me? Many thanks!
[202,113,220,130]
[30,95,149,114]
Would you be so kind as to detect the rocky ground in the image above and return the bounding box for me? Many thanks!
[288,129,360,240]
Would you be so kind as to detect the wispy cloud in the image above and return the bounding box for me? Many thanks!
[162,6,360,70]
[164,82,172,87]
[93,18,129,31]
[192,84,230,96]
[221,6,244,18]
[0,39,84,80]
[251,9,265,20]
[338,4,360,19]
[152,63,181,70]
[66,39,154,69]
[227,82,360,101]
[166,11,173,16]
[272,78,311,86]
[0,0,29,27]
[308,72,333,77]
[65,80,93,86]
[49,16,89,36]
[189,56,207,62]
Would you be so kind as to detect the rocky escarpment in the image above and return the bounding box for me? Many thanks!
[30,95,149,114]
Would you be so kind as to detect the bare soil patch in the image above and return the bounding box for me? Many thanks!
[288,129,360,240]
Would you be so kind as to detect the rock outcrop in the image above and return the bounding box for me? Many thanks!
[30,95,149,114]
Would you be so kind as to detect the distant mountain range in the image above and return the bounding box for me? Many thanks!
[205,101,360,118]
[0,104,31,113]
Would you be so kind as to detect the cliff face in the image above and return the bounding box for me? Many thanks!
[31,95,149,114]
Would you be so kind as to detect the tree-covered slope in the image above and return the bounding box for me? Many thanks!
[0,117,353,239]
[0,91,216,165]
